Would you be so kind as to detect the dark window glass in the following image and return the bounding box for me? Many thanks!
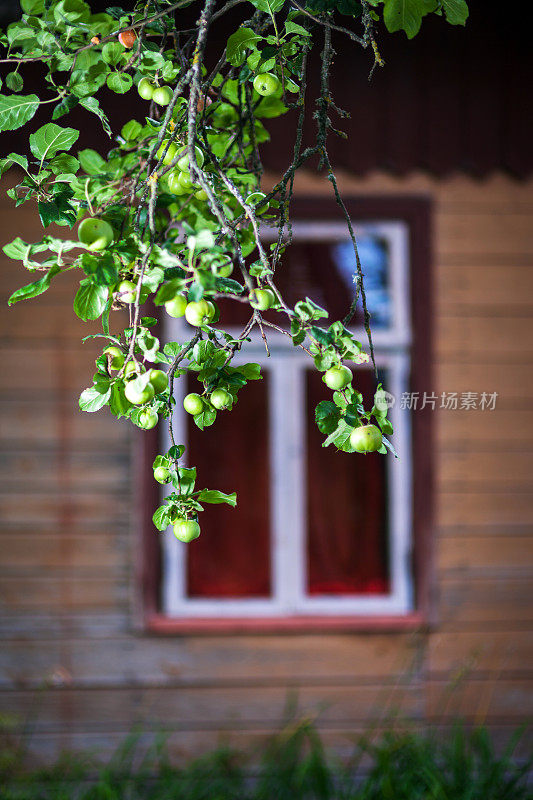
[186,373,271,598]
[305,368,389,595]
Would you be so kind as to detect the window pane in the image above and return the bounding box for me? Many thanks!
[185,373,271,598]
[213,235,392,329]
[305,368,389,595]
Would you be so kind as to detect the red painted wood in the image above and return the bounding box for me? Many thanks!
[146,612,426,636]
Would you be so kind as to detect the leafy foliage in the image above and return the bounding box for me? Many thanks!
[0,0,467,540]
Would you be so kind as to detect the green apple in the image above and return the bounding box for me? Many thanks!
[167,171,188,195]
[323,366,352,391]
[253,72,280,97]
[173,518,201,542]
[103,345,124,371]
[138,77,155,100]
[138,409,158,429]
[185,299,211,326]
[245,191,269,212]
[154,466,171,484]
[177,145,205,171]
[183,393,204,415]
[123,360,143,380]
[157,140,178,165]
[124,379,155,405]
[249,288,275,310]
[152,86,173,106]
[178,171,195,191]
[78,217,114,251]
[165,295,187,318]
[210,388,232,410]
[195,189,208,201]
[148,369,168,394]
[349,424,383,453]
[117,280,137,304]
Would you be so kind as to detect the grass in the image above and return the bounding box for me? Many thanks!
[1,721,531,799]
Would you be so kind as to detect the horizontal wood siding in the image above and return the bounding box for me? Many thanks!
[1,171,532,764]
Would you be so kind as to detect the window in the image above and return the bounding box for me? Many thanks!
[139,197,433,631]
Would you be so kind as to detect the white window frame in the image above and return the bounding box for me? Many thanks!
[162,221,413,618]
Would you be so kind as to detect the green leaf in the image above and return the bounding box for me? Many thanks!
[440,0,468,24]
[73,280,108,321]
[226,28,262,66]
[29,123,80,162]
[121,119,143,141]
[50,153,79,175]
[198,489,237,507]
[109,381,132,417]
[5,72,23,93]
[0,94,39,132]
[78,148,106,174]
[37,193,77,228]
[153,504,173,532]
[0,152,28,176]
[21,0,45,12]
[78,97,112,136]
[52,95,79,121]
[315,400,341,434]
[106,72,133,94]
[79,384,111,412]
[8,265,61,305]
[250,0,284,14]
[238,362,262,380]
[102,41,124,65]
[284,20,311,35]
[383,0,438,38]
[178,467,196,495]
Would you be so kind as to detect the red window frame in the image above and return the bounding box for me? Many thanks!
[135,195,434,634]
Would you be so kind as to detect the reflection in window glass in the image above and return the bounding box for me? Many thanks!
[331,236,391,328]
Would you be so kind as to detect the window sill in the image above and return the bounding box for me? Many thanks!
[144,612,426,636]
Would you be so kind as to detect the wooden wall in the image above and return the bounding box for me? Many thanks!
[1,171,532,764]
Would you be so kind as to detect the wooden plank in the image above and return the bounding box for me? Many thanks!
[436,491,533,526]
[0,577,126,611]
[426,678,533,720]
[438,363,533,397]
[436,265,533,308]
[0,344,101,393]
[440,451,533,487]
[0,300,128,341]
[0,492,130,525]
[436,316,533,360]
[436,409,533,446]
[440,576,532,624]
[0,533,124,569]
[0,451,129,492]
[0,635,421,687]
[436,213,533,257]
[428,631,533,674]
[0,401,128,445]
[0,683,423,729]
[0,612,129,640]
[437,535,533,573]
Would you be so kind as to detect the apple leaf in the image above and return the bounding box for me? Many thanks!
[79,385,111,413]
[73,280,108,321]
[440,0,468,25]
[226,28,262,67]
[315,400,341,434]
[0,94,39,132]
[8,265,61,305]
[29,123,79,162]
[152,504,173,532]
[383,0,438,38]
[198,489,237,507]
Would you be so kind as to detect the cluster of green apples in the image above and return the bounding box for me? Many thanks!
[137,77,173,106]
[322,365,383,453]
[158,142,207,198]
[104,345,169,429]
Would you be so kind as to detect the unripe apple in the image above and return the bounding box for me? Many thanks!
[213,257,233,278]
[117,280,137,304]
[78,217,114,251]
[178,171,195,191]
[124,360,143,380]
[138,409,158,429]
[124,380,155,405]
[195,189,208,201]
[210,388,232,410]
[249,288,275,311]
[165,295,187,318]
[154,466,171,484]
[167,171,188,195]
[323,365,352,391]
[138,77,155,100]
[173,518,201,542]
[185,299,211,326]
[183,393,204,415]
[148,369,168,394]
[157,140,178,165]
[349,424,383,453]
[152,86,173,106]
[103,345,124,371]
[253,72,280,97]
[177,145,204,171]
